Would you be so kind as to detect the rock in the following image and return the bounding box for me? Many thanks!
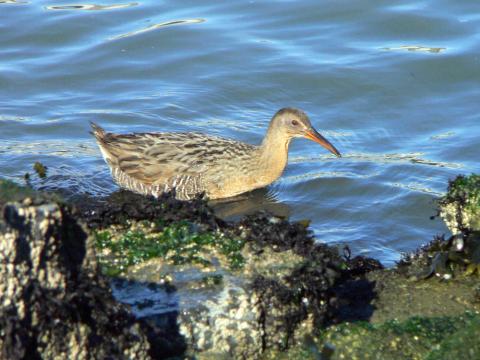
[0,199,162,359]
[439,174,480,235]
[0,181,379,359]
[406,174,480,278]
[2,170,478,359]
[178,276,264,359]
[0,179,44,210]
[74,189,223,231]
[100,211,369,359]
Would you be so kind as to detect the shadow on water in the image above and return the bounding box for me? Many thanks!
[111,278,188,359]
[209,187,291,221]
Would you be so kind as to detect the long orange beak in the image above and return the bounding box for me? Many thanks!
[304,128,341,157]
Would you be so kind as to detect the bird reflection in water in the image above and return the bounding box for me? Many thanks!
[209,187,290,221]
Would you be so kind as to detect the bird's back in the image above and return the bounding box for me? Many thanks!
[90,122,258,199]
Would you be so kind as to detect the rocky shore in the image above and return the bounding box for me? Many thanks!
[0,174,479,359]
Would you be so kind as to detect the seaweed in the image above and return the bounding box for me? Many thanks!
[75,190,223,231]
[33,161,48,179]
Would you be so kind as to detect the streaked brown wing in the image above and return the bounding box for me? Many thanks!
[102,132,225,185]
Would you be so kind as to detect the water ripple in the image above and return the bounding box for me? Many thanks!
[0,0,28,4]
[45,2,138,11]
[0,140,98,157]
[0,115,28,122]
[283,170,377,184]
[1,0,477,267]
[387,181,443,196]
[343,153,463,169]
[381,45,446,53]
[289,152,462,169]
[109,18,205,41]
[430,131,456,140]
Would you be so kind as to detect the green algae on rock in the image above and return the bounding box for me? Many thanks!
[439,174,480,234]
[95,221,245,277]
[262,312,480,360]
[0,178,37,207]
[317,312,480,360]
[426,313,480,360]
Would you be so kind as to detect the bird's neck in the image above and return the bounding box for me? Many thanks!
[256,130,291,182]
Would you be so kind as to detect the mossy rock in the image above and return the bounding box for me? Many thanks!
[0,179,36,206]
[317,312,480,360]
[0,179,63,229]
[426,314,480,359]
[440,174,480,234]
[264,312,480,360]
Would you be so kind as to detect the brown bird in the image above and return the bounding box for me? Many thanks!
[91,108,341,200]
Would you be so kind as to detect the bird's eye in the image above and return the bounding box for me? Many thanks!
[291,120,299,126]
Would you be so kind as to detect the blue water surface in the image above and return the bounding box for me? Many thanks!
[1,0,479,265]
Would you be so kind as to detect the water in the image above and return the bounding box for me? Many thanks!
[1,0,479,265]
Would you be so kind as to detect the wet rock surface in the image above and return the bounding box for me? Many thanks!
[0,191,178,359]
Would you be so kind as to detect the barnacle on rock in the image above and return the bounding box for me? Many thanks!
[439,174,480,235]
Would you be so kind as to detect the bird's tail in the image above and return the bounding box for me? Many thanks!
[89,121,107,141]
[90,121,117,166]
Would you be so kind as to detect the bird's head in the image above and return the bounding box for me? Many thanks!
[270,107,341,157]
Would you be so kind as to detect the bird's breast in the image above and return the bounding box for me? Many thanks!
[204,156,287,199]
